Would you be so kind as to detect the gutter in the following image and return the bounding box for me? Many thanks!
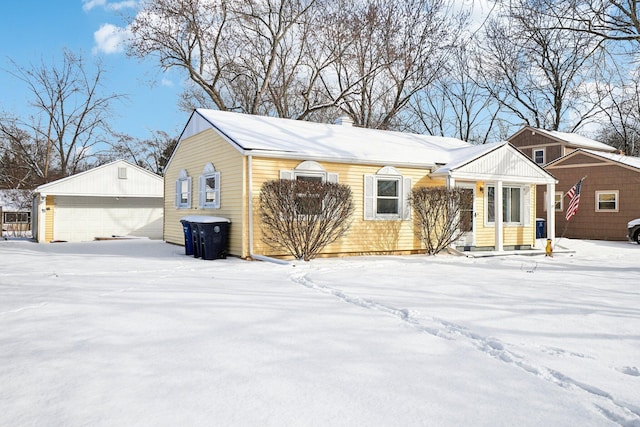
[247,154,289,265]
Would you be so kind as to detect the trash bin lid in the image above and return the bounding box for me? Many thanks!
[180,215,231,223]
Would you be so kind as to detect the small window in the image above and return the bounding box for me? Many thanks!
[198,163,220,209]
[544,191,563,211]
[3,212,30,223]
[487,185,523,224]
[533,149,545,165]
[595,191,618,212]
[118,167,127,179]
[364,166,411,220]
[175,169,192,209]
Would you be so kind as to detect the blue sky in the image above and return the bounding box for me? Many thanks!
[0,1,186,141]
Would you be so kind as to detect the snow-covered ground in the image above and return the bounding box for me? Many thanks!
[0,238,638,426]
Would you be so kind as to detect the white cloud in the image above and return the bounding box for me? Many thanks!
[83,0,137,12]
[92,23,131,55]
[161,78,174,87]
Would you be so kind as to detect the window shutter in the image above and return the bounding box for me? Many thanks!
[280,170,294,180]
[175,180,181,207]
[327,172,338,183]
[364,175,375,220]
[186,176,192,207]
[402,177,412,220]
[198,175,205,208]
[522,185,531,226]
[213,171,221,209]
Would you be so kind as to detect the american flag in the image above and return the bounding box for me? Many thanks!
[565,178,584,221]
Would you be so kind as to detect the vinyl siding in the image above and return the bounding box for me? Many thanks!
[45,195,55,243]
[164,129,246,256]
[249,157,447,257]
[475,182,536,248]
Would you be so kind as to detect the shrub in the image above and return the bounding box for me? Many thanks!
[412,186,472,255]
[259,179,354,260]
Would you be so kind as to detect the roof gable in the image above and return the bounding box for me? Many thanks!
[509,126,616,152]
[35,160,163,197]
[547,148,640,172]
[432,142,556,184]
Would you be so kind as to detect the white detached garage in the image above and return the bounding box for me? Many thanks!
[32,160,164,243]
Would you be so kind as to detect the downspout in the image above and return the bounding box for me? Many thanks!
[247,154,289,265]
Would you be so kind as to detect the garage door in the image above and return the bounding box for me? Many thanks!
[53,196,163,242]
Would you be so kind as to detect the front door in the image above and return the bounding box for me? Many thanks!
[457,185,475,247]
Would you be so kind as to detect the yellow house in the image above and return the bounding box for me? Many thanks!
[164,110,557,258]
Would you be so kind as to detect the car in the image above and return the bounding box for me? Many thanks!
[628,218,640,244]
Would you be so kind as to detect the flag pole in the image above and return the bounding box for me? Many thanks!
[559,176,587,239]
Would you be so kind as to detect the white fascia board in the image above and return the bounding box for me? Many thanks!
[243,149,437,169]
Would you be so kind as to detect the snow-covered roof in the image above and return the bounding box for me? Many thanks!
[431,141,556,184]
[183,109,472,167]
[581,149,640,170]
[530,128,617,152]
[35,160,163,197]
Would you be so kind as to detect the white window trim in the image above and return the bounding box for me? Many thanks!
[533,148,545,165]
[485,184,529,226]
[544,191,563,212]
[280,161,338,183]
[198,163,221,209]
[175,169,192,209]
[595,190,619,212]
[364,166,411,221]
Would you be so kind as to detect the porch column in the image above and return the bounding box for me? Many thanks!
[546,182,556,242]
[495,180,504,251]
[446,176,455,189]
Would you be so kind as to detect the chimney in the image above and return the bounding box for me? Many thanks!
[334,116,353,126]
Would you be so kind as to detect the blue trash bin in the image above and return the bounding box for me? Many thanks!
[536,218,546,239]
[179,219,194,255]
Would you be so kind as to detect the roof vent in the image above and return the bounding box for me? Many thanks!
[334,116,354,126]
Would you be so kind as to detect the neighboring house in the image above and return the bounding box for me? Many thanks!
[509,126,639,241]
[542,149,640,240]
[0,189,32,238]
[164,109,557,259]
[508,126,617,166]
[32,160,164,243]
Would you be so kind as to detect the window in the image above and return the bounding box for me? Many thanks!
[544,191,563,211]
[3,212,30,223]
[198,163,220,209]
[118,167,127,179]
[280,161,338,216]
[295,175,323,215]
[175,169,192,209]
[595,191,618,212]
[533,149,545,165]
[487,185,524,224]
[364,166,411,220]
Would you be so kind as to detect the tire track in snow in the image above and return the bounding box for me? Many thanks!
[290,270,640,426]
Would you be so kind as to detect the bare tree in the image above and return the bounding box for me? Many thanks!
[321,0,467,129]
[533,0,640,51]
[0,49,125,184]
[476,1,605,132]
[412,186,472,255]
[408,43,503,143]
[101,130,178,175]
[259,179,354,260]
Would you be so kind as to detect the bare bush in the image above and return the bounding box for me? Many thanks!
[259,179,354,260]
[412,186,472,255]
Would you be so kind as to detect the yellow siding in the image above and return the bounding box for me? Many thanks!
[45,195,55,243]
[250,158,447,257]
[475,182,536,248]
[164,129,246,256]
